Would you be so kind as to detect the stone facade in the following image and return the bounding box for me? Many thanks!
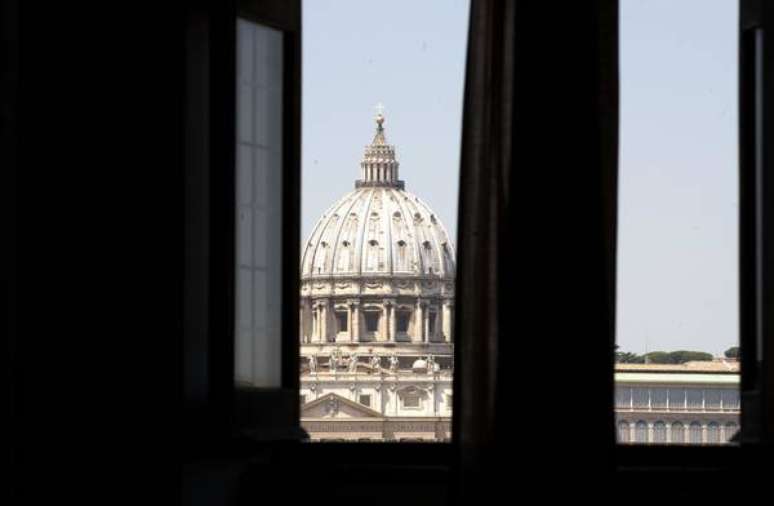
[614,361,740,444]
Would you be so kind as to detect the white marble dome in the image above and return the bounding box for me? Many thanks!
[301,187,455,279]
[301,114,455,281]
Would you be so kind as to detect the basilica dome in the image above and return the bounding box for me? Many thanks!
[301,114,455,281]
[299,111,455,348]
[299,111,455,442]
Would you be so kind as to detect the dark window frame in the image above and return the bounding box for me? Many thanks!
[183,0,452,465]
[182,0,774,479]
[614,0,774,479]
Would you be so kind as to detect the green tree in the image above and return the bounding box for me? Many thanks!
[641,350,714,364]
[643,351,672,364]
[669,350,714,363]
[615,350,645,363]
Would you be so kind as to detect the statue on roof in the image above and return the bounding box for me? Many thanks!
[370,354,381,373]
[349,352,359,373]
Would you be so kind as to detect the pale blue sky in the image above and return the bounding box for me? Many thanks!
[616,0,738,356]
[302,0,739,356]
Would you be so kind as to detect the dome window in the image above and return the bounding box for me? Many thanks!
[414,212,422,222]
[369,239,378,247]
[397,309,412,333]
[422,241,432,250]
[393,211,401,218]
[335,311,348,334]
[428,309,437,336]
[342,240,350,247]
[364,310,380,333]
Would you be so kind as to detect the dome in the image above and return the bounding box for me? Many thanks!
[411,358,428,370]
[301,113,455,280]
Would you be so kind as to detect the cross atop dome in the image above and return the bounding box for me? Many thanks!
[357,105,405,189]
[372,102,387,145]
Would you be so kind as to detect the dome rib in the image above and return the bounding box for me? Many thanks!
[414,194,452,277]
[328,193,360,275]
[302,187,454,280]
[356,188,375,275]
[302,195,342,275]
[392,189,424,275]
[384,190,394,275]
[302,113,455,281]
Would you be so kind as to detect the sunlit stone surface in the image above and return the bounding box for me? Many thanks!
[300,111,454,441]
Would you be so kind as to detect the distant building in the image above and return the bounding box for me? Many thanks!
[299,111,454,441]
[615,360,740,444]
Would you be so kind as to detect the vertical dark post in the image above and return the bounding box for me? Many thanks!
[740,0,774,444]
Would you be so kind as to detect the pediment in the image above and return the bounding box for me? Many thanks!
[302,393,382,418]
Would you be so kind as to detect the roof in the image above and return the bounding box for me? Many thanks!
[615,360,739,373]
[615,360,740,385]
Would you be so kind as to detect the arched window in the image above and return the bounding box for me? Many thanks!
[314,241,329,273]
[336,240,352,271]
[617,421,630,443]
[707,422,721,444]
[653,421,667,443]
[634,421,648,443]
[671,422,685,444]
[395,240,408,270]
[366,239,379,271]
[689,422,703,444]
[725,422,739,442]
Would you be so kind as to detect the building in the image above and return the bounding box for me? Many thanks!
[615,360,740,444]
[299,111,455,441]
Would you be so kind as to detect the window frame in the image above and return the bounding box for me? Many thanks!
[615,0,774,475]
[183,0,774,477]
[183,0,454,464]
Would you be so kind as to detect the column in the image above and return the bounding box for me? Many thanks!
[311,303,319,343]
[414,299,424,343]
[320,300,328,342]
[299,305,304,343]
[351,302,360,342]
[348,302,355,341]
[442,301,453,343]
[423,304,430,343]
[381,303,389,341]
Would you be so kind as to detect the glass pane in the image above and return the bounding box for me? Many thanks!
[234,18,284,388]
[615,0,740,444]
[299,0,468,442]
